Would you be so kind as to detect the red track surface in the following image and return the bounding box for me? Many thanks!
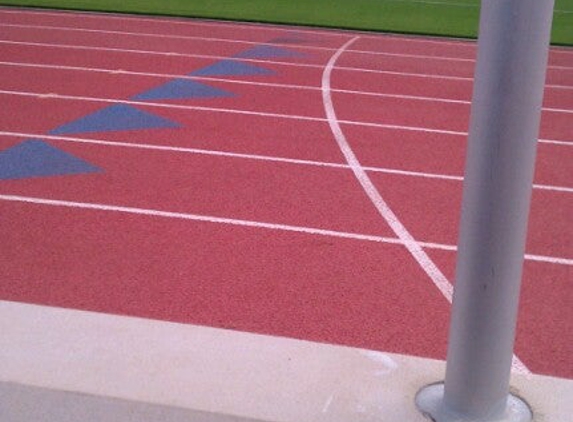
[0,8,571,379]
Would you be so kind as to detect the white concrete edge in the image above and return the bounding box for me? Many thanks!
[1,300,571,421]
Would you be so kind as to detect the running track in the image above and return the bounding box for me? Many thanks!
[0,8,571,379]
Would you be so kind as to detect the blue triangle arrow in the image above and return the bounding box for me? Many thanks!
[132,78,234,101]
[0,140,101,180]
[191,60,274,77]
[235,45,307,59]
[50,104,180,135]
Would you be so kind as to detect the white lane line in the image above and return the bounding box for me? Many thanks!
[0,193,401,245]
[1,89,570,147]
[543,106,573,114]
[524,254,573,266]
[538,138,573,147]
[4,21,572,70]
[322,36,531,374]
[1,60,571,114]
[1,130,571,194]
[530,183,573,194]
[0,194,569,267]
[0,39,571,90]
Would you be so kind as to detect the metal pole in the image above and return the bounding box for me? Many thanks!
[416,1,555,421]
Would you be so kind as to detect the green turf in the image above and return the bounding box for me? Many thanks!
[0,0,571,45]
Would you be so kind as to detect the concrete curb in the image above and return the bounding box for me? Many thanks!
[1,301,571,421]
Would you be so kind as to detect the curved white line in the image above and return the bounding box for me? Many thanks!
[323,37,454,299]
[322,37,530,374]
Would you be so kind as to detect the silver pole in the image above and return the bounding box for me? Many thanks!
[416,1,555,421]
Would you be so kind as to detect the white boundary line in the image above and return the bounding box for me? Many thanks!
[0,39,571,91]
[1,130,571,193]
[322,36,531,374]
[0,194,569,267]
[1,89,570,147]
[3,21,572,71]
[0,60,570,114]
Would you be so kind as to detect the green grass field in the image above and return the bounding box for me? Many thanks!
[0,0,571,45]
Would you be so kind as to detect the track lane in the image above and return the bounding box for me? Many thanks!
[1,43,570,113]
[1,7,571,67]
[2,92,570,190]
[0,198,452,360]
[0,7,347,48]
[331,70,572,111]
[0,94,346,164]
[0,65,327,118]
[340,124,573,189]
[0,24,327,65]
[2,21,572,84]
[0,137,393,237]
[368,173,572,261]
[4,63,569,141]
[331,90,571,140]
[0,27,571,90]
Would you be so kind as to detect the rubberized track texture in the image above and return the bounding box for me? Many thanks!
[0,7,571,379]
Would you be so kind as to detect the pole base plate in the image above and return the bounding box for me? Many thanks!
[415,383,532,422]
